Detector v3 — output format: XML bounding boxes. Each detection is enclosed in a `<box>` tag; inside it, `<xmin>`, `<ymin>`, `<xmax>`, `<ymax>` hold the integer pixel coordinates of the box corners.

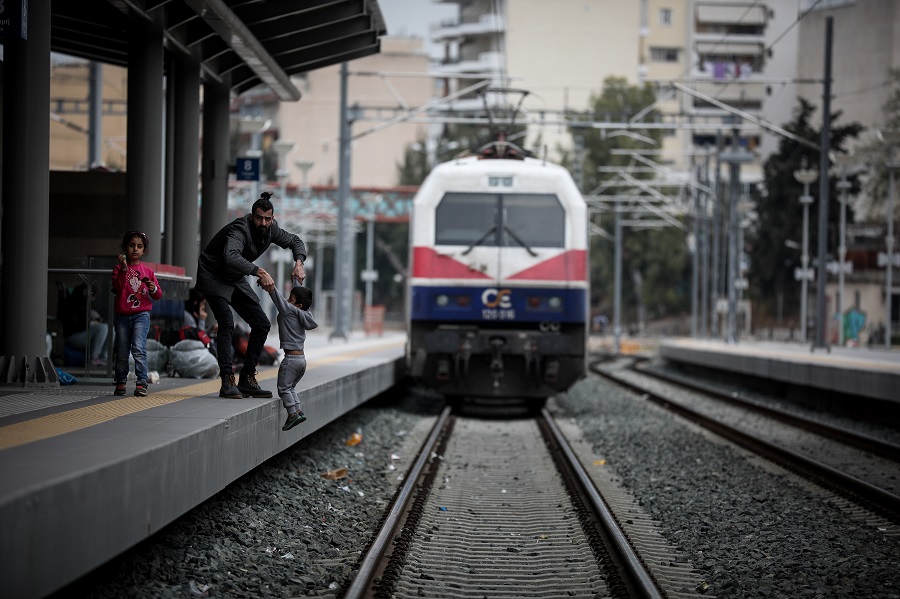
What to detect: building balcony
<box><xmin>431</xmin><ymin>51</ymin><xmax>504</xmax><ymax>76</ymax></box>
<box><xmin>431</xmin><ymin>14</ymin><xmax>505</xmax><ymax>42</ymax></box>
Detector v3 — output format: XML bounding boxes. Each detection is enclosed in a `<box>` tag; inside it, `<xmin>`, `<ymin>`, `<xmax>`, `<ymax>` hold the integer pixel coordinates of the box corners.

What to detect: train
<box><xmin>405</xmin><ymin>136</ymin><xmax>589</xmax><ymax>411</ymax></box>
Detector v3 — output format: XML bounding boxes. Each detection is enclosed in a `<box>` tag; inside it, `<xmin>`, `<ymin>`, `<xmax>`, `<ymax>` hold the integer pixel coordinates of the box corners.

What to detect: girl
<box><xmin>267</xmin><ymin>285</ymin><xmax>318</xmax><ymax>431</ymax></box>
<box><xmin>111</xmin><ymin>231</ymin><xmax>163</xmax><ymax>396</ymax></box>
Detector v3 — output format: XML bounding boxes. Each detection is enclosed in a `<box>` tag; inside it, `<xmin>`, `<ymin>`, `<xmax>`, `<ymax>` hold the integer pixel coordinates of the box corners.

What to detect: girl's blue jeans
<box><xmin>114</xmin><ymin>312</ymin><xmax>150</xmax><ymax>386</ymax></box>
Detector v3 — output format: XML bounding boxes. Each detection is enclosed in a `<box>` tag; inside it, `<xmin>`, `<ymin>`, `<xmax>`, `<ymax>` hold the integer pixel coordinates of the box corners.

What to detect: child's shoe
<box><xmin>114</xmin><ymin>383</ymin><xmax>127</xmax><ymax>396</ymax></box>
<box><xmin>134</xmin><ymin>383</ymin><xmax>148</xmax><ymax>397</ymax></box>
<box><xmin>282</xmin><ymin>411</ymin><xmax>306</xmax><ymax>431</ymax></box>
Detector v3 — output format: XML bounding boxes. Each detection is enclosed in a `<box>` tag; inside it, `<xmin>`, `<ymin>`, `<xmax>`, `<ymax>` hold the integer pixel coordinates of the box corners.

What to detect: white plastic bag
<box><xmin>128</xmin><ymin>338</ymin><xmax>170</xmax><ymax>373</ymax></box>
<box><xmin>170</xmin><ymin>339</ymin><xmax>218</xmax><ymax>378</ymax></box>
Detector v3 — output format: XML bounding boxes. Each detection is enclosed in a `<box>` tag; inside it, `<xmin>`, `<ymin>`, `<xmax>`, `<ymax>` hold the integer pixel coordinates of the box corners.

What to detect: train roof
<box><xmin>416</xmin><ymin>155</ymin><xmax>584</xmax><ymax>205</ymax></box>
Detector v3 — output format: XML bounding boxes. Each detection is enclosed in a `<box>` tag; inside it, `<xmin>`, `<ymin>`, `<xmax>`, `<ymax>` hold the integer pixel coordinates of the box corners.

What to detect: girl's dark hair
<box><xmin>290</xmin><ymin>286</ymin><xmax>313</xmax><ymax>308</ymax></box>
<box><xmin>252</xmin><ymin>191</ymin><xmax>274</xmax><ymax>214</ymax></box>
<box><xmin>121</xmin><ymin>230</ymin><xmax>149</xmax><ymax>252</ymax></box>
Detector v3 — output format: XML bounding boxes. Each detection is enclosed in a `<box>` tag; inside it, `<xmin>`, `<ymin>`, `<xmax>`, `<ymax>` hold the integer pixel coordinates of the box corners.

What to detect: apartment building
<box><xmin>271</xmin><ymin>36</ymin><xmax>434</xmax><ymax>189</ymax></box>
<box><xmin>796</xmin><ymin>0</ymin><xmax>900</xmax><ymax>148</ymax></box>
<box><xmin>431</xmin><ymin>0</ymin><xmax>641</xmax><ymax>162</ymax></box>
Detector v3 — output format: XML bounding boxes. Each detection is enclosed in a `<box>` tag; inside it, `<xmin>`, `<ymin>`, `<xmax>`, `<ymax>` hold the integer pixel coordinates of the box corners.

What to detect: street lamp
<box><xmin>272</xmin><ymin>139</ymin><xmax>295</xmax><ymax>200</ymax></box>
<box><xmin>360</xmin><ymin>192</ymin><xmax>382</xmax><ymax>307</ymax></box>
<box><xmin>294</xmin><ymin>159</ymin><xmax>314</xmax><ymax>193</ymax></box>
<box><xmin>735</xmin><ymin>194</ymin><xmax>752</xmax><ymax>340</ymax></box>
<box><xmin>794</xmin><ymin>157</ymin><xmax>818</xmax><ymax>343</ymax></box>
<box><xmin>830</xmin><ymin>152</ymin><xmax>858</xmax><ymax>347</ymax></box>
<box><xmin>877</xmin><ymin>130</ymin><xmax>900</xmax><ymax>349</ymax></box>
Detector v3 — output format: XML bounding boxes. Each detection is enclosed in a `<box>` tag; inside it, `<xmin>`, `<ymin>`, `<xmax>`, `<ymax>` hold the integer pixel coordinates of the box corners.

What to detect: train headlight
<box><xmin>548</xmin><ymin>296</ymin><xmax>563</xmax><ymax>310</ymax></box>
<box><xmin>435</xmin><ymin>294</ymin><xmax>449</xmax><ymax>307</ymax></box>
<box><xmin>527</xmin><ymin>296</ymin><xmax>541</xmax><ymax>309</ymax></box>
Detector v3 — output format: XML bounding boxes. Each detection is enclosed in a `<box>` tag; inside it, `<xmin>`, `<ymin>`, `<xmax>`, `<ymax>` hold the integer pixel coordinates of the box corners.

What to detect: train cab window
<box><xmin>502</xmin><ymin>194</ymin><xmax>565</xmax><ymax>248</ymax></box>
<box><xmin>435</xmin><ymin>192</ymin><xmax>565</xmax><ymax>248</ymax></box>
<box><xmin>435</xmin><ymin>192</ymin><xmax>498</xmax><ymax>246</ymax></box>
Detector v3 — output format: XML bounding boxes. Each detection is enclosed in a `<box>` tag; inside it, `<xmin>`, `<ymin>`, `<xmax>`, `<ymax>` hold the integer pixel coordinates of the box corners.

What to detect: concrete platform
<box><xmin>0</xmin><ymin>330</ymin><xmax>407</xmax><ymax>599</ymax></box>
<box><xmin>659</xmin><ymin>338</ymin><xmax>900</xmax><ymax>404</ymax></box>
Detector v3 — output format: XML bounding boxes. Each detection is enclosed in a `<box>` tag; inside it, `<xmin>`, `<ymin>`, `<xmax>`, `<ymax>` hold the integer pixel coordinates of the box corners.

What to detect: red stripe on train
<box><xmin>507</xmin><ymin>250</ymin><xmax>587</xmax><ymax>281</ymax></box>
<box><xmin>412</xmin><ymin>247</ymin><xmax>587</xmax><ymax>281</ymax></box>
<box><xmin>412</xmin><ymin>247</ymin><xmax>491</xmax><ymax>279</ymax></box>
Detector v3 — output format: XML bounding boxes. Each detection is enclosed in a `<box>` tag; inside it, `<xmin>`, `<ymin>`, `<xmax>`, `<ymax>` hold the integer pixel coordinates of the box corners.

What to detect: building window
<box><xmin>659</xmin><ymin>8</ymin><xmax>672</xmax><ymax>25</ymax></box>
<box><xmin>650</xmin><ymin>47</ymin><xmax>680</xmax><ymax>62</ymax></box>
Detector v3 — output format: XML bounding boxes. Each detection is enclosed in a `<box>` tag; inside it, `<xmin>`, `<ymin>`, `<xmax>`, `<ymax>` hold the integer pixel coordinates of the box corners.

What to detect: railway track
<box><xmin>591</xmin><ymin>359</ymin><xmax>900</xmax><ymax>530</ymax></box>
<box><xmin>342</xmin><ymin>406</ymin><xmax>688</xmax><ymax>599</ymax></box>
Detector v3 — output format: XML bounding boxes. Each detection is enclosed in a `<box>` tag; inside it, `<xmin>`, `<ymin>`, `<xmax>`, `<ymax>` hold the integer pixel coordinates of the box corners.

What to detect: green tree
<box><xmin>747</xmin><ymin>98</ymin><xmax>863</xmax><ymax>325</ymax></box>
<box><xmin>849</xmin><ymin>68</ymin><xmax>900</xmax><ymax>220</ymax></box>
<box><xmin>565</xmin><ymin>77</ymin><xmax>688</xmax><ymax>327</ymax></box>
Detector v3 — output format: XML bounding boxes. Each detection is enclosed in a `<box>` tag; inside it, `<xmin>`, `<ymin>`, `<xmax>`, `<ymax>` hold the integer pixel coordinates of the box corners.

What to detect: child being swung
<box><xmin>268</xmin><ymin>285</ymin><xmax>318</xmax><ymax>431</ymax></box>
<box><xmin>111</xmin><ymin>231</ymin><xmax>163</xmax><ymax>397</ymax></box>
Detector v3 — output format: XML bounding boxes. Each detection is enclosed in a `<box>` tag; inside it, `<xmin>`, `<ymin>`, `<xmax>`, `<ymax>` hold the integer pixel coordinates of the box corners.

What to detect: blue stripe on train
<box><xmin>410</xmin><ymin>285</ymin><xmax>587</xmax><ymax>323</ymax></box>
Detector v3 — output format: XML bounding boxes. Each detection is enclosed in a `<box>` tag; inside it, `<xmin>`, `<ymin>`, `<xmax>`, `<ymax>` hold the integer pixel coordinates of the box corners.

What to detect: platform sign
<box><xmin>236</xmin><ymin>157</ymin><xmax>261</xmax><ymax>181</ymax></box>
<box><xmin>0</xmin><ymin>0</ymin><xmax>28</xmax><ymax>40</ymax></box>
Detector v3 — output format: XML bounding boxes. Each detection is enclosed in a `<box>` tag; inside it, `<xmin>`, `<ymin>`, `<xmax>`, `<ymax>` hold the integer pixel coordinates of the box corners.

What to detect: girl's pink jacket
<box><xmin>112</xmin><ymin>262</ymin><xmax>163</xmax><ymax>315</ymax></box>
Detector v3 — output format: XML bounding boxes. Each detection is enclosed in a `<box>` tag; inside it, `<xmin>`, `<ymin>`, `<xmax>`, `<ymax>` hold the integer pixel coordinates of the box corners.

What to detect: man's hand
<box><xmin>291</xmin><ymin>261</ymin><xmax>306</xmax><ymax>285</ymax></box>
<box><xmin>257</xmin><ymin>267</ymin><xmax>275</xmax><ymax>292</ymax></box>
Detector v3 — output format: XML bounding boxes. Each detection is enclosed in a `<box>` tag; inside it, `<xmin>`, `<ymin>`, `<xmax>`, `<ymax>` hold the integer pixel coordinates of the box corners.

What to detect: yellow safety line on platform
<box><xmin>0</xmin><ymin>340</ymin><xmax>404</xmax><ymax>451</ymax></box>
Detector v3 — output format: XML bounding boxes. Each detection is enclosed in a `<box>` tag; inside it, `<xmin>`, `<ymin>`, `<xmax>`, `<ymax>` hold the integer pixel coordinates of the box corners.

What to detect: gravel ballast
<box><xmin>553</xmin><ymin>374</ymin><xmax>900</xmax><ymax>598</ymax></box>
<box><xmin>57</xmin><ymin>376</ymin><xmax>899</xmax><ymax>598</ymax></box>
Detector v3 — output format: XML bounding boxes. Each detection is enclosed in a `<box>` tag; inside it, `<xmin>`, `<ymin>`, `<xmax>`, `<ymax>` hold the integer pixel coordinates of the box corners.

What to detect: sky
<box><xmin>377</xmin><ymin>0</ymin><xmax>459</xmax><ymax>58</ymax></box>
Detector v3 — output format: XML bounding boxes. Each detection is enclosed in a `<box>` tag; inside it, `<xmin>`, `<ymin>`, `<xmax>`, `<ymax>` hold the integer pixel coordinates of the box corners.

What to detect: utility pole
<box><xmin>331</xmin><ymin>62</ymin><xmax>355</xmax><ymax>341</ymax></box>
<box><xmin>814</xmin><ymin>16</ymin><xmax>833</xmax><ymax>350</ymax></box>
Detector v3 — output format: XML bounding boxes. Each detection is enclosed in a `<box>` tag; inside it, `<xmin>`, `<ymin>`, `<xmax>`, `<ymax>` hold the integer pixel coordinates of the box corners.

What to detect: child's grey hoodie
<box><xmin>268</xmin><ymin>289</ymin><xmax>318</xmax><ymax>351</ymax></box>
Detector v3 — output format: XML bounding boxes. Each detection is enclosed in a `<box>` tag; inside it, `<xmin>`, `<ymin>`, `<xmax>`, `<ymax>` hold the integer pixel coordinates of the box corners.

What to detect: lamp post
<box><xmin>735</xmin><ymin>194</ymin><xmax>752</xmax><ymax>341</ymax></box>
<box><xmin>272</xmin><ymin>139</ymin><xmax>295</xmax><ymax>201</ymax></box>
<box><xmin>831</xmin><ymin>153</ymin><xmax>857</xmax><ymax>347</ymax></box>
<box><xmin>294</xmin><ymin>159</ymin><xmax>314</xmax><ymax>193</ymax></box>
<box><xmin>877</xmin><ymin>130</ymin><xmax>900</xmax><ymax>349</ymax></box>
<box><xmin>720</xmin><ymin>129</ymin><xmax>754</xmax><ymax>344</ymax></box>
<box><xmin>794</xmin><ymin>157</ymin><xmax>818</xmax><ymax>343</ymax></box>
<box><xmin>360</xmin><ymin>193</ymin><xmax>382</xmax><ymax>307</ymax></box>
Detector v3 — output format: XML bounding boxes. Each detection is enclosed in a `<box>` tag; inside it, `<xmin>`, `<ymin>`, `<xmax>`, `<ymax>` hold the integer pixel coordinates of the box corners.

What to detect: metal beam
<box><xmin>196</xmin><ymin>0</ymin><xmax>301</xmax><ymax>101</ymax></box>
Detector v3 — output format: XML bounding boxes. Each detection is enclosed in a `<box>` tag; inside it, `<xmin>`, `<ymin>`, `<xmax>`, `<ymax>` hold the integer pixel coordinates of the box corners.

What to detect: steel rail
<box><xmin>634</xmin><ymin>363</ymin><xmax>900</xmax><ymax>461</ymax></box>
<box><xmin>592</xmin><ymin>365</ymin><xmax>900</xmax><ymax>524</ymax></box>
<box><xmin>342</xmin><ymin>406</ymin><xmax>452</xmax><ymax>599</ymax></box>
<box><xmin>541</xmin><ymin>408</ymin><xmax>665</xmax><ymax>599</ymax></box>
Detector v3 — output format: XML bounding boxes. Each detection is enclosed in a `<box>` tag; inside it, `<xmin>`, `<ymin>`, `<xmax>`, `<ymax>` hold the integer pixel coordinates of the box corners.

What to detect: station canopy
<box><xmin>50</xmin><ymin>0</ymin><xmax>386</xmax><ymax>101</ymax></box>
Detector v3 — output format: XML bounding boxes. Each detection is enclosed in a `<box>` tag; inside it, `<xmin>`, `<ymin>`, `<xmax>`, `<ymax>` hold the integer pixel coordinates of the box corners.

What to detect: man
<box><xmin>196</xmin><ymin>192</ymin><xmax>306</xmax><ymax>399</ymax></box>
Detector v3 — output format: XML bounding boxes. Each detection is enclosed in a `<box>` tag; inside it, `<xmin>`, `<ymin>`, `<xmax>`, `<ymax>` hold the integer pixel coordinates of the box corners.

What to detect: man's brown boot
<box><xmin>219</xmin><ymin>374</ymin><xmax>245</xmax><ymax>399</ymax></box>
<box><xmin>238</xmin><ymin>371</ymin><xmax>273</xmax><ymax>398</ymax></box>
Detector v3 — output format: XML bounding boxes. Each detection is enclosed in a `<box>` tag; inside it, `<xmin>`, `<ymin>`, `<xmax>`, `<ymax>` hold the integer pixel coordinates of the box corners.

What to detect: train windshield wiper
<box><xmin>504</xmin><ymin>226</ymin><xmax>537</xmax><ymax>256</ymax></box>
<box><xmin>462</xmin><ymin>225</ymin><xmax>497</xmax><ymax>255</ymax></box>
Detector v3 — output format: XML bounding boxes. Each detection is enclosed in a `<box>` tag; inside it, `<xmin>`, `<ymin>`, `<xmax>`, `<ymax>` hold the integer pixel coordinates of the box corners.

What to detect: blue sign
<box><xmin>236</xmin><ymin>157</ymin><xmax>261</xmax><ymax>181</ymax></box>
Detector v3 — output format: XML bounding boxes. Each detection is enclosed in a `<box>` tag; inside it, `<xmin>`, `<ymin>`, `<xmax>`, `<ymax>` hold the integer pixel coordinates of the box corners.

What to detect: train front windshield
<box><xmin>434</xmin><ymin>192</ymin><xmax>565</xmax><ymax>248</ymax></box>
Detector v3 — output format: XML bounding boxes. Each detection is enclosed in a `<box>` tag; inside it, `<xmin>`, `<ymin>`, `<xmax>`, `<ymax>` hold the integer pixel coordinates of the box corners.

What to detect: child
<box><xmin>111</xmin><ymin>231</ymin><xmax>163</xmax><ymax>396</ymax></box>
<box><xmin>268</xmin><ymin>285</ymin><xmax>318</xmax><ymax>431</ymax></box>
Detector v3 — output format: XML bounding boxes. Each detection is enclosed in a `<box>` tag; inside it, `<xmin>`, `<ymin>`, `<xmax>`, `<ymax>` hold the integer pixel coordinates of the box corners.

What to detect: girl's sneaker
<box><xmin>114</xmin><ymin>383</ymin><xmax>127</xmax><ymax>396</ymax></box>
<box><xmin>134</xmin><ymin>383</ymin><xmax>148</xmax><ymax>397</ymax></box>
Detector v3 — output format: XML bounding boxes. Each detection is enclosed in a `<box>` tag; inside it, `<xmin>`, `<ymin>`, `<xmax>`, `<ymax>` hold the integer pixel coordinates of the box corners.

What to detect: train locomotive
<box><xmin>406</xmin><ymin>137</ymin><xmax>589</xmax><ymax>409</ymax></box>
